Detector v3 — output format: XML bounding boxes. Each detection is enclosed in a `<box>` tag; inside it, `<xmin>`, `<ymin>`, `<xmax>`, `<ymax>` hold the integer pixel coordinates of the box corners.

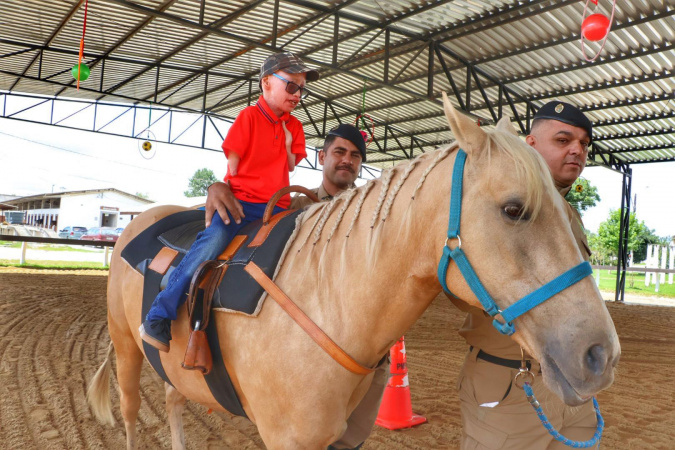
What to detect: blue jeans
<box><xmin>145</xmin><ymin>201</ymin><xmax>284</xmax><ymax>322</ymax></box>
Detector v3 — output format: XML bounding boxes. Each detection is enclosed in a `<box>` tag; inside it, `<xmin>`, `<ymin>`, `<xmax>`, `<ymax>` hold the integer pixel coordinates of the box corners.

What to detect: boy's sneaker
<box><xmin>139</xmin><ymin>319</ymin><xmax>172</xmax><ymax>353</ymax></box>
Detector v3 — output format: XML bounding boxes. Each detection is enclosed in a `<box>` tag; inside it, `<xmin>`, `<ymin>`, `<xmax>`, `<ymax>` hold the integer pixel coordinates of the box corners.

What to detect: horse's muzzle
<box><xmin>542</xmin><ymin>338</ymin><xmax>620</xmax><ymax>406</ymax></box>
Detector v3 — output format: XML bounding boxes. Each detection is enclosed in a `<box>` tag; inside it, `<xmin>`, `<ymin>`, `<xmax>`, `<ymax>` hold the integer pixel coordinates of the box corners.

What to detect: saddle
<box><xmin>121</xmin><ymin>186</ymin><xmax>318</xmax><ymax>416</ymax></box>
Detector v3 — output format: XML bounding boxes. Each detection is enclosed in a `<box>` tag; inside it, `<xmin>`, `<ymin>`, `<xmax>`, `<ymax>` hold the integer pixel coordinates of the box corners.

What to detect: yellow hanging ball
<box><xmin>142</xmin><ymin>141</ymin><xmax>152</xmax><ymax>151</ymax></box>
<box><xmin>575</xmin><ymin>184</ymin><xmax>584</xmax><ymax>193</ymax></box>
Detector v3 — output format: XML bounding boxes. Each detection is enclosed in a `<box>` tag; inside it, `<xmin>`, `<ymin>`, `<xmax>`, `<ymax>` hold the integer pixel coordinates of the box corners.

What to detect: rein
<box><xmin>438</xmin><ymin>148</ymin><xmax>603</xmax><ymax>448</ymax></box>
<box><xmin>437</xmin><ymin>148</ymin><xmax>593</xmax><ymax>336</ymax></box>
<box><xmin>514</xmin><ymin>350</ymin><xmax>604</xmax><ymax>448</ymax></box>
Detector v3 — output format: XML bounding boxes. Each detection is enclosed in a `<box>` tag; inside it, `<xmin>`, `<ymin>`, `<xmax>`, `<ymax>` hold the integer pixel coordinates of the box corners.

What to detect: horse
<box><xmin>87</xmin><ymin>93</ymin><xmax>620</xmax><ymax>449</ymax></box>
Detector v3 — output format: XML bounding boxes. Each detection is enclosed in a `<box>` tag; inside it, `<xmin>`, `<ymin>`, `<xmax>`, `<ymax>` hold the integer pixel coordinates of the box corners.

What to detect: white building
<box><xmin>0</xmin><ymin>188</ymin><xmax>153</xmax><ymax>231</ymax></box>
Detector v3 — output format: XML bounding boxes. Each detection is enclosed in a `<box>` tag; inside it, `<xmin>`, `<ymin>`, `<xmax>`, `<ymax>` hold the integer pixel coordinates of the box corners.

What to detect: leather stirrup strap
<box><xmin>187</xmin><ymin>260</ymin><xmax>225</xmax><ymax>330</ymax></box>
<box><xmin>244</xmin><ymin>261</ymin><xmax>374</xmax><ymax>376</ymax></box>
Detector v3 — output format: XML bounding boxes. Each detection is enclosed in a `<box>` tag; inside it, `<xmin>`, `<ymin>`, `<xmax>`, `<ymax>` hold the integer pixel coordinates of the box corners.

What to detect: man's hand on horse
<box><xmin>205</xmin><ymin>182</ymin><xmax>245</xmax><ymax>227</ymax></box>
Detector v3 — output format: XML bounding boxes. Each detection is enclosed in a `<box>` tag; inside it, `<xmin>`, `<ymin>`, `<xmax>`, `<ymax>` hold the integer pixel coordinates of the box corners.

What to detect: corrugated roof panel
<box><xmin>196</xmin><ymin>0</ymin><xmax>261</xmax><ymax>27</ymax></box>
<box><xmin>1</xmin><ymin>0</ymin><xmax>673</xmax><ymax>164</ymax></box>
<box><xmin>0</xmin><ymin>0</ymin><xmax>75</xmax><ymax>43</ymax></box>
<box><xmin>113</xmin><ymin>17</ymin><xmax>202</xmax><ymax>62</ymax></box>
<box><xmin>51</xmin><ymin>4</ymin><xmax>146</xmax><ymax>54</ymax></box>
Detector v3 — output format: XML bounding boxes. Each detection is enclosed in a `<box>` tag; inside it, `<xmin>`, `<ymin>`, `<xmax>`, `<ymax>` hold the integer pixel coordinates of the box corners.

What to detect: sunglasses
<box><xmin>272</xmin><ymin>72</ymin><xmax>310</xmax><ymax>99</ymax></box>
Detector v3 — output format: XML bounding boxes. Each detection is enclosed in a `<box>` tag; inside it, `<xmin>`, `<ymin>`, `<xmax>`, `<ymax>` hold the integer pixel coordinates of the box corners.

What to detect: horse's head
<box><xmin>440</xmin><ymin>93</ymin><xmax>620</xmax><ymax>406</ymax></box>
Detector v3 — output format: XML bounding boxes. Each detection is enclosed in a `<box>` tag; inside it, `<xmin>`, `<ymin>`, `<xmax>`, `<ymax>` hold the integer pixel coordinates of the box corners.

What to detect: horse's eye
<box><xmin>503</xmin><ymin>204</ymin><xmax>527</xmax><ymax>221</ymax></box>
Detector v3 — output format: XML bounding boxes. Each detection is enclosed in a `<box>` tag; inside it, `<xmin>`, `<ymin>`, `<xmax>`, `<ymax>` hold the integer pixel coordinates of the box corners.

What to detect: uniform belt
<box><xmin>470</xmin><ymin>346</ymin><xmax>531</xmax><ymax>370</ymax></box>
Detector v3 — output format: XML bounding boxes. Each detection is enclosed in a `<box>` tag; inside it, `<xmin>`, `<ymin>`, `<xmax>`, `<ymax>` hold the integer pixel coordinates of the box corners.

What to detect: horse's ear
<box><xmin>495</xmin><ymin>116</ymin><xmax>519</xmax><ymax>136</ymax></box>
<box><xmin>442</xmin><ymin>91</ymin><xmax>487</xmax><ymax>154</ymax></box>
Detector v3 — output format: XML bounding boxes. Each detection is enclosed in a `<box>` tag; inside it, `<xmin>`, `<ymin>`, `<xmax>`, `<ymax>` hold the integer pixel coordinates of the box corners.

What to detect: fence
<box><xmin>592</xmin><ymin>265</ymin><xmax>675</xmax><ymax>294</ymax></box>
<box><xmin>0</xmin><ymin>235</ymin><xmax>115</xmax><ymax>267</ymax></box>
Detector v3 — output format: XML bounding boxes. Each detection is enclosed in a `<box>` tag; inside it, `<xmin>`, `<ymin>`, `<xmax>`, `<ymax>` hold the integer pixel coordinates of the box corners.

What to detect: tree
<box><xmin>565</xmin><ymin>178</ymin><xmax>600</xmax><ymax>214</ymax></box>
<box><xmin>595</xmin><ymin>209</ymin><xmax>653</xmax><ymax>262</ymax></box>
<box><xmin>135</xmin><ymin>192</ymin><xmax>149</xmax><ymax>199</ymax></box>
<box><xmin>184</xmin><ymin>168</ymin><xmax>217</xmax><ymax>197</ymax></box>
<box><xmin>632</xmin><ymin>227</ymin><xmax>664</xmax><ymax>263</ymax></box>
<box><xmin>587</xmin><ymin>232</ymin><xmax>613</xmax><ymax>266</ymax></box>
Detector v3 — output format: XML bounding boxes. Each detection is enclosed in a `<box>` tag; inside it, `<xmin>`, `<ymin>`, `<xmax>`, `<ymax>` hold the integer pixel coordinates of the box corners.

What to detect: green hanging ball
<box><xmin>71</xmin><ymin>63</ymin><xmax>90</xmax><ymax>81</ymax></box>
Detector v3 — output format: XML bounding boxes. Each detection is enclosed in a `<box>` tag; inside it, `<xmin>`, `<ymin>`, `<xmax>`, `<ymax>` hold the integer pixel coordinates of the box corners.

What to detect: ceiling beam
<box><xmin>50</xmin><ymin>0</ymin><xmax>182</xmax><ymax>98</ymax></box>
<box><xmin>8</xmin><ymin>0</ymin><xmax>84</xmax><ymax>91</ymax></box>
<box><xmin>594</xmin><ymin>127</ymin><xmax>675</xmax><ymax>142</ymax></box>
<box><xmin>104</xmin><ymin>0</ymin><xmax>440</xmax><ymax>106</ymax></box>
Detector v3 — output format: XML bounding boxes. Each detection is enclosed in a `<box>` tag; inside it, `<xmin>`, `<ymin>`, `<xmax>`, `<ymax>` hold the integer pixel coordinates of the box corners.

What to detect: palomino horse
<box><xmin>88</xmin><ymin>94</ymin><xmax>620</xmax><ymax>449</ymax></box>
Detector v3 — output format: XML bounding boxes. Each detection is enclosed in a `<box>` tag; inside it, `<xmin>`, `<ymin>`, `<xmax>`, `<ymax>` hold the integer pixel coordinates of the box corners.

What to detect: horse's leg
<box><xmin>114</xmin><ymin>339</ymin><xmax>144</xmax><ymax>450</ymax></box>
<box><xmin>165</xmin><ymin>383</ymin><xmax>187</xmax><ymax>450</ymax></box>
<box><xmin>109</xmin><ymin>307</ymin><xmax>145</xmax><ymax>450</ymax></box>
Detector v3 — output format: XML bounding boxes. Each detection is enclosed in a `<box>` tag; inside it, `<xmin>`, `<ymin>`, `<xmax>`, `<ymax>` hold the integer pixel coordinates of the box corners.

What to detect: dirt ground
<box><xmin>1</xmin><ymin>268</ymin><xmax>674</xmax><ymax>449</ymax></box>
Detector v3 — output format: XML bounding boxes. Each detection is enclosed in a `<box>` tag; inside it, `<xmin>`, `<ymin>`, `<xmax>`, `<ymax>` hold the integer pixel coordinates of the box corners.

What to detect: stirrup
<box><xmin>181</xmin><ymin>260</ymin><xmax>225</xmax><ymax>374</ymax></box>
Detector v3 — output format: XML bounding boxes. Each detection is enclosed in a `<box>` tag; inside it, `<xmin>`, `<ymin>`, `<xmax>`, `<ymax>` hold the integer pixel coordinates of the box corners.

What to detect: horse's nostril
<box><xmin>611</xmin><ymin>351</ymin><xmax>621</xmax><ymax>368</ymax></box>
<box><xmin>585</xmin><ymin>344</ymin><xmax>608</xmax><ymax>375</ymax></box>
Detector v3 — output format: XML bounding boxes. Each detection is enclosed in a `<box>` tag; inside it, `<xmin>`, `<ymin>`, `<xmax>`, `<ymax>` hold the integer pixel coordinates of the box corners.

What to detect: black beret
<box><xmin>326</xmin><ymin>124</ymin><xmax>368</xmax><ymax>162</ymax></box>
<box><xmin>533</xmin><ymin>101</ymin><xmax>592</xmax><ymax>141</ymax></box>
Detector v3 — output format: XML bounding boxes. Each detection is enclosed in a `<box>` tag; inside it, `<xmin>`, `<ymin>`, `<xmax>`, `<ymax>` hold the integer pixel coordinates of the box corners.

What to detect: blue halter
<box><xmin>437</xmin><ymin>149</ymin><xmax>593</xmax><ymax>336</ymax></box>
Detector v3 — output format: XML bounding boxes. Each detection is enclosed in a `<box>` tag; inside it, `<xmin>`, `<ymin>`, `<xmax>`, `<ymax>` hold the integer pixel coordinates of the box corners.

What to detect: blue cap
<box><xmin>533</xmin><ymin>102</ymin><xmax>592</xmax><ymax>142</ymax></box>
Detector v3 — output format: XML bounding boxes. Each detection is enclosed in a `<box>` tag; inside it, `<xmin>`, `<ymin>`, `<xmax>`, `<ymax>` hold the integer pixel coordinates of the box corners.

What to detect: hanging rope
<box><xmin>361</xmin><ymin>79</ymin><xmax>367</xmax><ymax>116</ymax></box>
<box><xmin>354</xmin><ymin>79</ymin><xmax>374</xmax><ymax>147</ymax></box>
<box><xmin>523</xmin><ymin>383</ymin><xmax>604</xmax><ymax>448</ymax></box>
<box><xmin>77</xmin><ymin>0</ymin><xmax>89</xmax><ymax>90</ymax></box>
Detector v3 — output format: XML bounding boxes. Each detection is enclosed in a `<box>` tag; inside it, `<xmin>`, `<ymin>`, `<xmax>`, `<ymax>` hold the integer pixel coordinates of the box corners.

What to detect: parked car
<box><xmin>58</xmin><ymin>226</ymin><xmax>88</xmax><ymax>239</ymax></box>
<box><xmin>81</xmin><ymin>227</ymin><xmax>119</xmax><ymax>243</ymax></box>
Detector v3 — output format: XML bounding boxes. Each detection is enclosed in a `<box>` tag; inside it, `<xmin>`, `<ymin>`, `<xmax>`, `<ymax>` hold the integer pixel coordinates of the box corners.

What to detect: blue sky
<box><xmin>0</xmin><ymin>116</ymin><xmax>673</xmax><ymax>237</ymax></box>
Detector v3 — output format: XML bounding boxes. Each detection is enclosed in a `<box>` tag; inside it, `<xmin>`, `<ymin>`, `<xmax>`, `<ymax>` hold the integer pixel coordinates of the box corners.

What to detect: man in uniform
<box><xmin>289</xmin><ymin>123</ymin><xmax>367</xmax><ymax>210</ymax></box>
<box><xmin>205</xmin><ymin>123</ymin><xmax>385</xmax><ymax>450</ymax></box>
<box><xmin>457</xmin><ymin>101</ymin><xmax>596</xmax><ymax>449</ymax></box>
<box><xmin>205</xmin><ymin>123</ymin><xmax>366</xmax><ymax>225</ymax></box>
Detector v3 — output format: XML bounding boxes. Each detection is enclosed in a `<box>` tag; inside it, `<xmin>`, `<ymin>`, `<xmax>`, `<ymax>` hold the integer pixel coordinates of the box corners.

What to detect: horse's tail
<box><xmin>87</xmin><ymin>341</ymin><xmax>117</xmax><ymax>426</ymax></box>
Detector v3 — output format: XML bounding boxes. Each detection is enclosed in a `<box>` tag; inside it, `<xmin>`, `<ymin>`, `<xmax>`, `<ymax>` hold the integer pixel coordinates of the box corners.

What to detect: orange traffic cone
<box><xmin>375</xmin><ymin>336</ymin><xmax>427</xmax><ymax>430</ymax></box>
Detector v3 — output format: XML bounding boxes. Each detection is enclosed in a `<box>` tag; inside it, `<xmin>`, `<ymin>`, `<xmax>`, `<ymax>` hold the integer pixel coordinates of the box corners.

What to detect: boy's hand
<box><xmin>205</xmin><ymin>182</ymin><xmax>244</xmax><ymax>227</ymax></box>
<box><xmin>281</xmin><ymin>121</ymin><xmax>295</xmax><ymax>171</ymax></box>
<box><xmin>282</xmin><ymin>121</ymin><xmax>293</xmax><ymax>152</ymax></box>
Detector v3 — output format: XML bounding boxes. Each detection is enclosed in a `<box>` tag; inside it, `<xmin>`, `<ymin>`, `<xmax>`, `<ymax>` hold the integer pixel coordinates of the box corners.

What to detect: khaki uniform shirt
<box><xmin>458</xmin><ymin>186</ymin><xmax>592</xmax><ymax>360</ymax></box>
<box><xmin>290</xmin><ymin>183</ymin><xmax>355</xmax><ymax>210</ymax></box>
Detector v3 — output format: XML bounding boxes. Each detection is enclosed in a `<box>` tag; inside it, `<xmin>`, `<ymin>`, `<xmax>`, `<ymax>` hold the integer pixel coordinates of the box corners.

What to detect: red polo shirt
<box><xmin>222</xmin><ymin>96</ymin><xmax>307</xmax><ymax>209</ymax></box>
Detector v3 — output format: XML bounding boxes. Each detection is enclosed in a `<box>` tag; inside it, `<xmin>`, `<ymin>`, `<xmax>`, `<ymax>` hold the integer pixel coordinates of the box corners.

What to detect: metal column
<box><xmin>615</xmin><ymin>166</ymin><xmax>632</xmax><ymax>302</ymax></box>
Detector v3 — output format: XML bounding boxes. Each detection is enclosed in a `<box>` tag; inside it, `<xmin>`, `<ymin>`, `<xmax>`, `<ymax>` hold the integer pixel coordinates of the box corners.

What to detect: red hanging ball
<box><xmin>581</xmin><ymin>13</ymin><xmax>610</xmax><ymax>41</ymax></box>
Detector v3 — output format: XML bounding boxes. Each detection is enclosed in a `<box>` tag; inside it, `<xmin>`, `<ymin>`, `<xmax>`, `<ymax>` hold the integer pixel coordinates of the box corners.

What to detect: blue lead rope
<box><xmin>523</xmin><ymin>383</ymin><xmax>604</xmax><ymax>448</ymax></box>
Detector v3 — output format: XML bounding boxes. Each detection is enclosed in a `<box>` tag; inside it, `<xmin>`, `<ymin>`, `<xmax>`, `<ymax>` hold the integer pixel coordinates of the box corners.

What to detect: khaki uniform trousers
<box><xmin>458</xmin><ymin>347</ymin><xmax>599</xmax><ymax>450</ymax></box>
<box><xmin>330</xmin><ymin>358</ymin><xmax>389</xmax><ymax>448</ymax></box>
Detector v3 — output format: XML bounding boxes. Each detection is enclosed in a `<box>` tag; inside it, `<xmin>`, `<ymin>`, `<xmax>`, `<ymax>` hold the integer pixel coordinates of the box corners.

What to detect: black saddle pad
<box><xmin>212</xmin><ymin>209</ymin><xmax>302</xmax><ymax>313</ymax></box>
<box><xmin>122</xmin><ymin>209</ymin><xmax>205</xmax><ymax>270</ymax></box>
<box><xmin>120</xmin><ymin>208</ymin><xmax>302</xmax><ymax>417</ymax></box>
<box><xmin>122</xmin><ymin>208</ymin><xmax>303</xmax><ymax>315</ymax></box>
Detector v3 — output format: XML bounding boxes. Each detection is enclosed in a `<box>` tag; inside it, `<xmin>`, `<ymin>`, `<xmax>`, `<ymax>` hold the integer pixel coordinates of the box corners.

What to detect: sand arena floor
<box><xmin>0</xmin><ymin>268</ymin><xmax>674</xmax><ymax>449</ymax></box>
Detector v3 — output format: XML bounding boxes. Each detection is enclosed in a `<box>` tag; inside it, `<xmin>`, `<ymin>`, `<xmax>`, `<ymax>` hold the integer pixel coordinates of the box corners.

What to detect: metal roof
<box><xmin>1</xmin><ymin>0</ymin><xmax>673</xmax><ymax>169</ymax></box>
